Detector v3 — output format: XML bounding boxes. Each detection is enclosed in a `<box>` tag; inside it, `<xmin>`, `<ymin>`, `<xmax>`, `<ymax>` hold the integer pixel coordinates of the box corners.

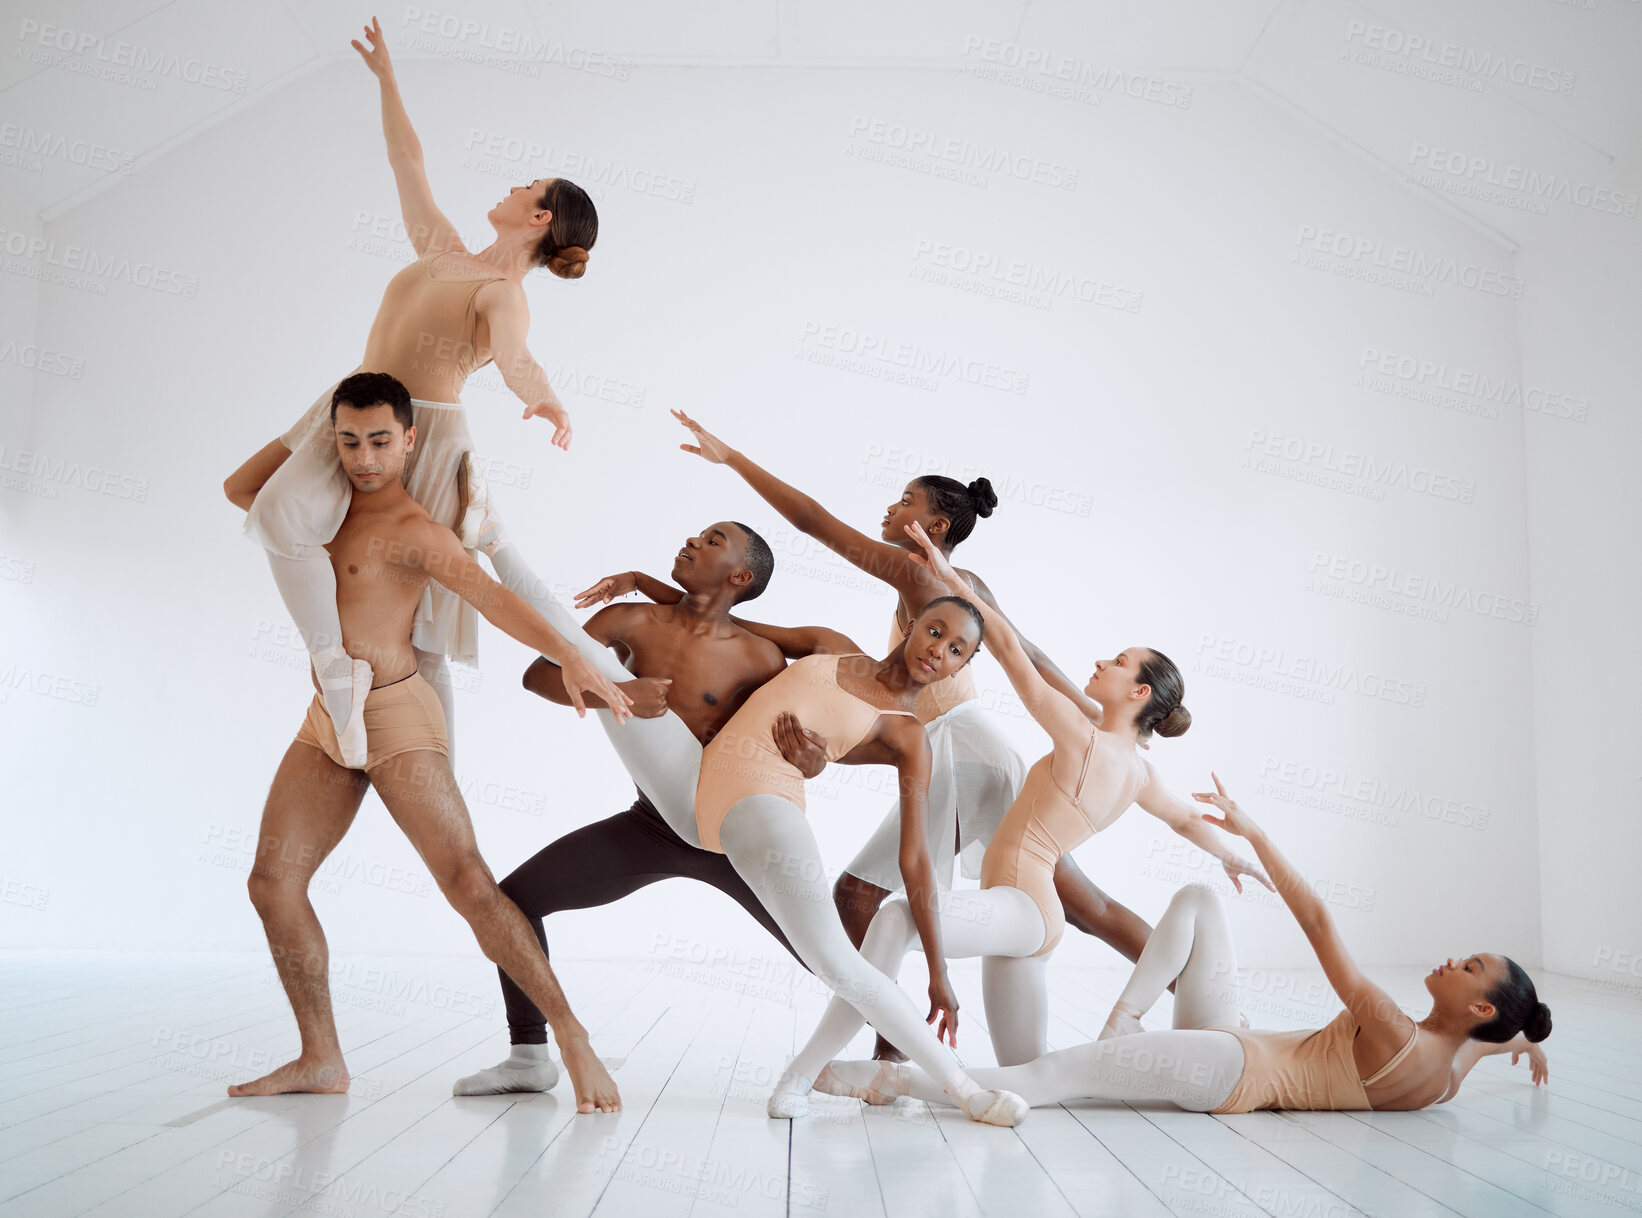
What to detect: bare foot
<box><xmin>227</xmin><ymin>1056</ymin><xmax>350</xmax><ymax>1097</ymax></box>
<box><xmin>559</xmin><ymin>1038</ymin><xmax>621</xmax><ymax>1114</ymax></box>
<box><xmin>871</xmin><ymin>1036</ymin><xmax>908</xmax><ymax>1064</ymax></box>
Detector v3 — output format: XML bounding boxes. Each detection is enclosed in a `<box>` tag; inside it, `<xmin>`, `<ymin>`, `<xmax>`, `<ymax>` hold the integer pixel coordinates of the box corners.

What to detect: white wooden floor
<box><xmin>2</xmin><ymin>950</ymin><xmax>1637</xmax><ymax>1217</ymax></box>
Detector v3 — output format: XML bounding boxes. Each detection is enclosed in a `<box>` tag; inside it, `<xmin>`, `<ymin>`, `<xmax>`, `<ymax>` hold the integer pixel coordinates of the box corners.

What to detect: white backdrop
<box><xmin>2</xmin><ymin>2</ymin><xmax>1638</xmax><ymax>990</ymax></box>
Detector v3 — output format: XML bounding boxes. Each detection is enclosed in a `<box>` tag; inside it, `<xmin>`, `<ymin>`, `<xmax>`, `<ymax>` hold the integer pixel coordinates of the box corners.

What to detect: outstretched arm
<box><xmin>407</xmin><ymin>519</ymin><xmax>632</xmax><ymax>718</ymax></box>
<box><xmin>519</xmin><ymin>605</ymin><xmax>670</xmax><ymax>717</ymax></box>
<box><xmin>1135</xmin><ymin>761</ymin><xmax>1272</xmax><ymax>895</ymax></box>
<box><xmin>961</xmin><ymin>569</ymin><xmax>1104</xmax><ymax>725</ymax></box>
<box><xmin>350</xmin><ymin>17</ymin><xmax>465</xmax><ymax>259</ymax></box>
<box><xmin>1438</xmin><ymin>1036</ymin><xmax>1547</xmax><ymax>1102</ymax></box>
<box><xmin>672</xmin><ymin>410</ymin><xmax>940</xmax><ymax>605</ymax></box>
<box><xmin>1196</xmin><ymin>776</ymin><xmax>1408</xmax><ymax>1039</ymax></box>
<box><xmin>574</xmin><ymin>570</ymin><xmax>859</xmax><ymax>657</ymax></box>
<box><xmin>903</xmin><ymin>522</ymin><xmax>1089</xmax><ymax>751</ymax></box>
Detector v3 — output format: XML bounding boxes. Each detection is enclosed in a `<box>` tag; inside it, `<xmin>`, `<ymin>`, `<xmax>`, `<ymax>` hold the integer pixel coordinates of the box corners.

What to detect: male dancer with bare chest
<box><xmin>229</xmin><ymin>372</ymin><xmax>631</xmax><ymax>1114</ymax></box>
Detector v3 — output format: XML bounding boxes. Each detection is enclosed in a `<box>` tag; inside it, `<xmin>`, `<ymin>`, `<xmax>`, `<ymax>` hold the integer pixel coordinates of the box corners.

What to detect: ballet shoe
<box><xmin>457</xmin><ymin>452</ymin><xmax>508</xmax><ymax>557</ymax></box>
<box><xmin>815</xmin><ymin>1061</ymin><xmax>906</xmax><ymax>1107</ymax></box>
<box><xmin>1098</xmin><ymin>1000</ymin><xmax>1145</xmax><ymax>1041</ymax></box>
<box><xmin>319</xmin><ymin>658</ymin><xmax>374</xmax><ymax>769</ymax></box>
<box><xmin>766</xmin><ymin>1069</ymin><xmax>812</xmax><ymax>1119</ymax></box>
<box><xmin>958</xmin><ymin>1088</ymin><xmax>1029</xmax><ymax>1128</ymax></box>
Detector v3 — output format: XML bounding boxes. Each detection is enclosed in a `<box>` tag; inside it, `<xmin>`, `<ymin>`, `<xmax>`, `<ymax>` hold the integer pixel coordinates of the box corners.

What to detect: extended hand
<box><xmin>927</xmin><ymin>972</ymin><xmax>959</xmax><ymax>1047</ymax></box>
<box><xmin>672</xmin><ymin>409</ymin><xmax>734</xmax><ymax>464</ymax></box>
<box><xmin>523</xmin><ymin>398</ymin><xmax>573</xmax><ymax>449</ymax></box>
<box><xmin>562</xmin><ymin>656</ymin><xmax>634</xmax><ymax>721</ymax></box>
<box><xmin>1222</xmin><ymin>855</ymin><xmax>1275</xmax><ymax>895</ymax></box>
<box><xmin>348</xmin><ymin>15</ymin><xmax>394</xmax><ymax>80</ymax></box>
<box><xmin>1194</xmin><ymin>771</ymin><xmax>1259</xmax><ymax>839</ymax></box>
<box><xmin>621</xmin><ymin>677</ymin><xmax>672</xmax><ymax>719</ymax></box>
<box><xmin>902</xmin><ymin>521</ymin><xmax>971</xmax><ymax>595</ymax></box>
<box><xmin>575</xmin><ymin>572</ymin><xmax>637</xmax><ymax>608</ymax></box>
<box><xmin>1514</xmin><ymin>1043</ymin><xmax>1549</xmax><ymax>1086</ymax></box>
<box><xmin>772</xmin><ymin>711</ymin><xmax>828</xmax><ymax>779</ymax></box>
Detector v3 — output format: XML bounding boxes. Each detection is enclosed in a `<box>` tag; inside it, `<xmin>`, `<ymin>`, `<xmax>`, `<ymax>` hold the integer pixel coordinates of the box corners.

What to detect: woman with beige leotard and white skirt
<box><xmin>824</xmin><ymin>776</ymin><xmax>1553</xmax><ymax>1116</ymax></box>
<box><xmin>768</xmin><ymin>522</ymin><xmax>1272</xmax><ymax>1110</ymax></box>
<box><xmin>223</xmin><ymin>17</ymin><xmax>631</xmax><ymax>763</ymax></box>
<box><xmin>689</xmin><ymin>599</ymin><xmax>1032</xmax><ymax>1126</ymax></box>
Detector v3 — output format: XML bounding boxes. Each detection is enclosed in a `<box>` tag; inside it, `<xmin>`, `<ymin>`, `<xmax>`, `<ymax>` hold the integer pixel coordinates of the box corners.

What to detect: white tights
<box><xmin>858</xmin><ymin>883</ymin><xmax>1247</xmax><ymax>1111</ymax></box>
<box><xmin>787</xmin><ymin>885</ymin><xmax>1050</xmax><ymax>1082</ymax></box>
<box><xmin>485</xmin><ymin>541</ymin><xmax>706</xmax><ymax>846</ymax></box>
<box><xmin>717</xmin><ymin>794</ymin><xmax>991</xmax><ymax>1099</ymax></box>
<box><xmin>265</xmin><ymin>551</ymin><xmax>357</xmax><ymax>735</ymax></box>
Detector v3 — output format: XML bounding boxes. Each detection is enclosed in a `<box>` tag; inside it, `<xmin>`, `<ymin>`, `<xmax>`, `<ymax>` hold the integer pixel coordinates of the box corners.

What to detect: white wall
<box><xmin>2</xmin><ymin>4</ymin><xmax>1632</xmax><ymax>995</ymax></box>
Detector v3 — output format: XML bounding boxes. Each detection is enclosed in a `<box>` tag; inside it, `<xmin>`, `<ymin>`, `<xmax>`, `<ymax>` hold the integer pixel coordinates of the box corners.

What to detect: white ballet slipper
<box><xmin>815</xmin><ymin>1061</ymin><xmax>907</xmax><ymax>1107</ymax></box>
<box><xmin>457</xmin><ymin>451</ymin><xmax>507</xmax><ymax>556</ymax></box>
<box><xmin>1098</xmin><ymin>999</ymin><xmax>1146</xmax><ymax>1041</ymax></box>
<box><xmin>958</xmin><ymin>1088</ymin><xmax>1029</xmax><ymax>1127</ymax></box>
<box><xmin>319</xmin><ymin>658</ymin><xmax>374</xmax><ymax>769</ymax></box>
<box><xmin>766</xmin><ymin>1068</ymin><xmax>812</xmax><ymax>1119</ymax></box>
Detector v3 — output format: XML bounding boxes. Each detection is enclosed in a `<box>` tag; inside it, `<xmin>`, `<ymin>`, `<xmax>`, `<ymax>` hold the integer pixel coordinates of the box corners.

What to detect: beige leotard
<box><xmin>979</xmin><ymin>730</ymin><xmax>1146</xmax><ymax>956</ymax></box>
<box><xmin>1209</xmin><ymin>1011</ymin><xmax>1422</xmax><ymax>1113</ymax></box>
<box><xmin>890</xmin><ymin>611</ymin><xmax>976</xmax><ymax>724</ymax></box>
<box><xmin>695</xmin><ymin>654</ymin><xmax>918</xmax><ymax>853</ymax></box>
<box><xmin>359</xmin><ymin>251</ymin><xmax>507</xmax><ymax>403</ymax></box>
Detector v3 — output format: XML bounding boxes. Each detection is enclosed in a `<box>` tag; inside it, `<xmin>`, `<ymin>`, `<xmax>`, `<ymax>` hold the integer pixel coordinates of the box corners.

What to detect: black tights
<box><xmin>497</xmin><ymin>789</ymin><xmax>802</xmax><ymax>1044</ymax></box>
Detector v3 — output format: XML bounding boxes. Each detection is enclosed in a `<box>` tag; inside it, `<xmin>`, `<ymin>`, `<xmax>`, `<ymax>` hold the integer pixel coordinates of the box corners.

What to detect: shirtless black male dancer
<box><xmin>452</xmin><ymin>519</ymin><xmax>854</xmax><ymax>1095</ymax></box>
<box><xmin>226</xmin><ymin>372</ymin><xmax>632</xmax><ymax>1114</ymax></box>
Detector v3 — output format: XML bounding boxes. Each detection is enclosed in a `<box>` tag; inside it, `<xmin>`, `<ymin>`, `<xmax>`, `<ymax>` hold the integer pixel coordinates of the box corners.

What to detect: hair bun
<box><xmin>1525</xmin><ymin>1002</ymin><xmax>1552</xmax><ymax>1043</ymax></box>
<box><xmin>966</xmin><ymin>477</ymin><xmax>998</xmax><ymax>518</ymax></box>
<box><xmin>1156</xmin><ymin>704</ymin><xmax>1192</xmax><ymax>738</ymax></box>
<box><xmin>547</xmin><ymin>245</ymin><xmax>590</xmax><ymax>280</ymax></box>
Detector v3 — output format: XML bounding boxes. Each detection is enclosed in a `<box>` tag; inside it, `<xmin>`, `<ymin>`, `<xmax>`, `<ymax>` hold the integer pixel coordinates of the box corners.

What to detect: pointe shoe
<box><xmin>319</xmin><ymin>658</ymin><xmax>374</xmax><ymax>769</ymax></box>
<box><xmin>766</xmin><ymin>1068</ymin><xmax>812</xmax><ymax>1119</ymax></box>
<box><xmin>959</xmin><ymin>1089</ymin><xmax>1029</xmax><ymax>1127</ymax></box>
<box><xmin>1098</xmin><ymin>1000</ymin><xmax>1145</xmax><ymax>1041</ymax></box>
<box><xmin>457</xmin><ymin>451</ymin><xmax>507</xmax><ymax>556</ymax></box>
<box><xmin>815</xmin><ymin>1061</ymin><xmax>906</xmax><ymax>1107</ymax></box>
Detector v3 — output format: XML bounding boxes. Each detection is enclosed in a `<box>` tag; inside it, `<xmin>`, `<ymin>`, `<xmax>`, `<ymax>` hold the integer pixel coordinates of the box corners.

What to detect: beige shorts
<box><xmin>293</xmin><ymin>672</ymin><xmax>449</xmax><ymax>771</ymax></box>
